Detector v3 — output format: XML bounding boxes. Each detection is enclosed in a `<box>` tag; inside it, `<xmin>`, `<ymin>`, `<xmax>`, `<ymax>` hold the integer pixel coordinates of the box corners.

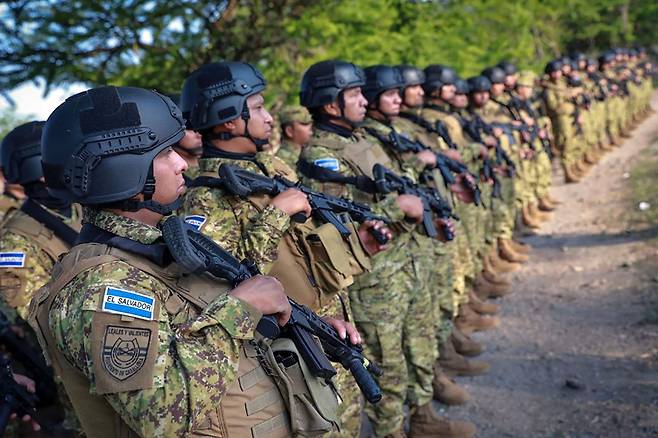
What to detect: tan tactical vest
<box><xmin>199</xmin><ymin>159</ymin><xmax>371</xmax><ymax>313</ymax></box>
<box><xmin>29</xmin><ymin>243</ymin><xmax>339</xmax><ymax>438</ymax></box>
<box><xmin>0</xmin><ymin>208</ymin><xmax>75</xmax><ymax>260</ymax></box>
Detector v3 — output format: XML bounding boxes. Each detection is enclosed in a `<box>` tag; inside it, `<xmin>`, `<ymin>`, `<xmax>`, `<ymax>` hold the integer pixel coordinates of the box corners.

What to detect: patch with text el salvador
<box><xmin>184</xmin><ymin>215</ymin><xmax>207</xmax><ymax>231</ymax></box>
<box><xmin>102</xmin><ymin>325</ymin><xmax>151</xmax><ymax>381</ymax></box>
<box><xmin>314</xmin><ymin>158</ymin><xmax>340</xmax><ymax>172</ymax></box>
<box><xmin>0</xmin><ymin>252</ymin><xmax>26</xmax><ymax>268</ymax></box>
<box><xmin>101</xmin><ymin>287</ymin><xmax>155</xmax><ymax>321</ymax></box>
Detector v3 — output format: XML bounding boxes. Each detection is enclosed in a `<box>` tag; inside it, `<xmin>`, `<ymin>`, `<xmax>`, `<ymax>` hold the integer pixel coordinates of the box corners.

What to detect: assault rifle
<box><xmin>194</xmin><ymin>164</ymin><xmax>389</xmax><ymax>244</ymax></box>
<box><xmin>0</xmin><ymin>355</ymin><xmax>39</xmax><ymax>436</ymax></box>
<box><xmin>160</xmin><ymin>216</ymin><xmax>383</xmax><ymax>404</ymax></box>
<box><xmin>464</xmin><ymin>115</ymin><xmax>517</xmax><ymax>178</ymax></box>
<box><xmin>0</xmin><ymin>311</ymin><xmax>57</xmax><ymax>406</ymax></box>
<box><xmin>372</xmin><ymin>164</ymin><xmax>456</xmax><ymax>241</ymax></box>
<box><xmin>373</xmin><ymin>129</ymin><xmax>482</xmax><ymax>207</ymax></box>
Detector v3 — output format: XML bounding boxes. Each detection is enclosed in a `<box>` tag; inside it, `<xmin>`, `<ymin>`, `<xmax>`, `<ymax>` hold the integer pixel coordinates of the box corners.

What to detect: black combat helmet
<box><xmin>497</xmin><ymin>61</ymin><xmax>517</xmax><ymax>76</ymax></box>
<box><xmin>481</xmin><ymin>66</ymin><xmax>506</xmax><ymax>84</ymax></box>
<box><xmin>41</xmin><ymin>86</ymin><xmax>185</xmax><ymax>214</ymax></box>
<box><xmin>396</xmin><ymin>65</ymin><xmax>426</xmax><ymax>88</ymax></box>
<box><xmin>1</xmin><ymin>121</ymin><xmax>45</xmax><ymax>185</ymax></box>
<box><xmin>598</xmin><ymin>52</ymin><xmax>615</xmax><ymax>66</ymax></box>
<box><xmin>454</xmin><ymin>78</ymin><xmax>470</xmax><ymax>95</ymax></box>
<box><xmin>182</xmin><ymin>61</ymin><xmax>266</xmax><ymax>133</ymax></box>
<box><xmin>545</xmin><ymin>60</ymin><xmax>563</xmax><ymax>74</ymax></box>
<box><xmin>467</xmin><ymin>76</ymin><xmax>492</xmax><ymax>93</ymax></box>
<box><xmin>362</xmin><ymin>65</ymin><xmax>405</xmax><ymax>105</ymax></box>
<box><xmin>422</xmin><ymin>65</ymin><xmax>458</xmax><ymax>94</ymax></box>
<box><xmin>299</xmin><ymin>60</ymin><xmax>365</xmax><ymax>109</ymax></box>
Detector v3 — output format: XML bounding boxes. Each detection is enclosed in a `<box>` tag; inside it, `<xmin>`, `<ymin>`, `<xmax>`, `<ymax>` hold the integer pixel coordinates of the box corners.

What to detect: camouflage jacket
<box><xmin>180</xmin><ymin>147</ymin><xmax>291</xmax><ymax>273</ymax></box>
<box><xmin>0</xmin><ymin>203</ymin><xmax>78</xmax><ymax>319</ymax></box>
<box><xmin>47</xmin><ymin>209</ymin><xmax>261</xmax><ymax>436</ymax></box>
<box><xmin>275</xmin><ymin>139</ymin><xmax>302</xmax><ymax>170</ymax></box>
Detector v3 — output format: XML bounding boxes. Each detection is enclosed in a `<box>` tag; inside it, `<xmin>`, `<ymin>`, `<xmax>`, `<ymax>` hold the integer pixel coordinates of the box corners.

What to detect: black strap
<box><xmin>296</xmin><ymin>159</ymin><xmax>378</xmax><ymax>194</ymax></box>
<box><xmin>20</xmin><ymin>199</ymin><xmax>79</xmax><ymax>247</ymax></box>
<box><xmin>76</xmin><ymin>223</ymin><xmax>170</xmax><ymax>267</ymax></box>
<box><xmin>187</xmin><ymin>175</ymin><xmax>225</xmax><ymax>189</ymax></box>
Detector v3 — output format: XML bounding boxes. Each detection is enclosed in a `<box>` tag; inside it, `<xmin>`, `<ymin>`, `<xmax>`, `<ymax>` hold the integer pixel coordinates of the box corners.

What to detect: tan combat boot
<box><xmin>522</xmin><ymin>203</ymin><xmax>542</xmax><ymax>228</ymax></box>
<box><xmin>408</xmin><ymin>403</ymin><xmax>476</xmax><ymax>438</ymax></box>
<box><xmin>468</xmin><ymin>289</ymin><xmax>500</xmax><ymax>315</ymax></box>
<box><xmin>538</xmin><ymin>196</ymin><xmax>556</xmax><ymax>212</ymax></box>
<box><xmin>564</xmin><ymin>164</ymin><xmax>582</xmax><ymax>183</ymax></box>
<box><xmin>529</xmin><ymin>202</ymin><xmax>551</xmax><ymax>223</ymax></box>
<box><xmin>584</xmin><ymin>150</ymin><xmax>598</xmax><ymax>164</ymax></box>
<box><xmin>455</xmin><ymin>304</ymin><xmax>500</xmax><ymax>334</ymax></box>
<box><xmin>498</xmin><ymin>238</ymin><xmax>529</xmax><ymax>263</ymax></box>
<box><xmin>433</xmin><ymin>363</ymin><xmax>470</xmax><ymax>405</ymax></box>
<box><xmin>489</xmin><ymin>247</ymin><xmax>521</xmax><ymax>273</ymax></box>
<box><xmin>474</xmin><ymin>275</ymin><xmax>511</xmax><ymax>299</ymax></box>
<box><xmin>545</xmin><ymin>193</ymin><xmax>562</xmax><ymax>205</ymax></box>
<box><xmin>439</xmin><ymin>337</ymin><xmax>490</xmax><ymax>377</ymax></box>
<box><xmin>508</xmin><ymin>238</ymin><xmax>531</xmax><ymax>254</ymax></box>
<box><xmin>451</xmin><ymin>327</ymin><xmax>485</xmax><ymax>357</ymax></box>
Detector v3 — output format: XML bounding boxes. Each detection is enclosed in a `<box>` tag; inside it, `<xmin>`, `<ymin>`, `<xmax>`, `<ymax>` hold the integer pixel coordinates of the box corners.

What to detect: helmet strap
<box><xmin>206</xmin><ymin>103</ymin><xmax>269</xmax><ymax>151</ymax></box>
<box><xmin>112</xmin><ymin>163</ymin><xmax>181</xmax><ymax>215</ymax></box>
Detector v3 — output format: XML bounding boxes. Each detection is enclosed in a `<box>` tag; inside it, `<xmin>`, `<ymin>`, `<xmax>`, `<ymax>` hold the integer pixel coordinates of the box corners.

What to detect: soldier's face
<box><xmin>403</xmin><ymin>85</ymin><xmax>424</xmax><ymax>107</ymax></box>
<box><xmin>471</xmin><ymin>91</ymin><xmax>489</xmax><ymax>107</ymax></box>
<box><xmin>341</xmin><ymin>87</ymin><xmax>367</xmax><ymax>123</ymax></box>
<box><xmin>517</xmin><ymin>85</ymin><xmax>533</xmax><ymax>99</ymax></box>
<box><xmin>504</xmin><ymin>75</ymin><xmax>517</xmax><ymax>89</ymax></box>
<box><xmin>450</xmin><ymin>93</ymin><xmax>468</xmax><ymax>109</ymax></box>
<box><xmin>178</xmin><ymin>130</ymin><xmax>203</xmax><ymax>156</ymax></box>
<box><xmin>440</xmin><ymin>84</ymin><xmax>456</xmax><ymax>101</ymax></box>
<box><xmin>152</xmin><ymin>147</ymin><xmax>188</xmax><ymax>204</ymax></box>
<box><xmin>550</xmin><ymin>70</ymin><xmax>562</xmax><ymax>81</ymax></box>
<box><xmin>378</xmin><ymin>88</ymin><xmax>401</xmax><ymax>116</ymax></box>
<box><xmin>287</xmin><ymin>121</ymin><xmax>313</xmax><ymax>145</ymax></box>
<box><xmin>491</xmin><ymin>83</ymin><xmax>505</xmax><ymax>96</ymax></box>
<box><xmin>245</xmin><ymin>93</ymin><xmax>274</xmax><ymax>142</ymax></box>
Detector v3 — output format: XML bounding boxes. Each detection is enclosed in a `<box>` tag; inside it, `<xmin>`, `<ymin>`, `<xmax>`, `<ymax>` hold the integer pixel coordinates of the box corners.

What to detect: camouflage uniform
<box><xmin>180</xmin><ymin>149</ymin><xmax>363</xmax><ymax>437</ymax></box>
<box><xmin>42</xmin><ymin>209</ymin><xmax>270</xmax><ymax>436</ymax></box>
<box><xmin>544</xmin><ymin>77</ymin><xmax>582</xmax><ymax>174</ymax></box>
<box><xmin>276</xmin><ymin>105</ymin><xmax>312</xmax><ymax>169</ymax></box>
<box><xmin>300</xmin><ymin>125</ymin><xmax>436</xmax><ymax>436</ymax></box>
<box><xmin>0</xmin><ymin>193</ymin><xmax>20</xmax><ymax>223</ymax></box>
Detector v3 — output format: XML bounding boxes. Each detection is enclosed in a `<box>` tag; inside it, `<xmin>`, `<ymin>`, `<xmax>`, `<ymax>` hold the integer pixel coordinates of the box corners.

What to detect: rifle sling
<box><xmin>20</xmin><ymin>199</ymin><xmax>78</xmax><ymax>247</ymax></box>
<box><xmin>296</xmin><ymin>159</ymin><xmax>378</xmax><ymax>194</ymax></box>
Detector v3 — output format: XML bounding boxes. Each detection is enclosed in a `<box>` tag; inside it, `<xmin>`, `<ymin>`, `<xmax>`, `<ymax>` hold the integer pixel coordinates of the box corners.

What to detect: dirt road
<box><xmin>452</xmin><ymin>93</ymin><xmax>658</xmax><ymax>437</ymax></box>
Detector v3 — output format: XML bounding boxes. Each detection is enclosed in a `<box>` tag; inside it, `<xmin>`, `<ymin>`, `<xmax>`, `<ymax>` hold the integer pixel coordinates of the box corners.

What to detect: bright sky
<box><xmin>0</xmin><ymin>81</ymin><xmax>88</xmax><ymax>120</ymax></box>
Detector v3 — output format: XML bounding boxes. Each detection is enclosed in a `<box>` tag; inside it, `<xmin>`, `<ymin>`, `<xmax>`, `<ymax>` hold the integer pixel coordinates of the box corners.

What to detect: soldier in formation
<box><xmin>0</xmin><ymin>46</ymin><xmax>653</xmax><ymax>438</ymax></box>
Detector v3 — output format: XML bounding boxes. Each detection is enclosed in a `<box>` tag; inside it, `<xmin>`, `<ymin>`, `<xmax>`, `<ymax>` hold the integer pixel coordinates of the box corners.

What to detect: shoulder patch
<box><xmin>102</xmin><ymin>325</ymin><xmax>151</xmax><ymax>381</ymax></box>
<box><xmin>101</xmin><ymin>287</ymin><xmax>155</xmax><ymax>321</ymax></box>
<box><xmin>314</xmin><ymin>158</ymin><xmax>340</xmax><ymax>171</ymax></box>
<box><xmin>0</xmin><ymin>252</ymin><xmax>26</xmax><ymax>268</ymax></box>
<box><xmin>184</xmin><ymin>214</ymin><xmax>207</xmax><ymax>231</ymax></box>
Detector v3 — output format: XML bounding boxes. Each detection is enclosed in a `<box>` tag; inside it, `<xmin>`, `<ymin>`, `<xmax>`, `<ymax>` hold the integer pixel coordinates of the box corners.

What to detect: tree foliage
<box><xmin>0</xmin><ymin>0</ymin><xmax>655</xmax><ymax>106</ymax></box>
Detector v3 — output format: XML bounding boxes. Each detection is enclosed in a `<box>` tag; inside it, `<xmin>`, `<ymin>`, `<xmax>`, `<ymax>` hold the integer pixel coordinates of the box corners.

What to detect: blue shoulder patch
<box><xmin>184</xmin><ymin>215</ymin><xmax>207</xmax><ymax>231</ymax></box>
<box><xmin>314</xmin><ymin>158</ymin><xmax>340</xmax><ymax>172</ymax></box>
<box><xmin>0</xmin><ymin>252</ymin><xmax>26</xmax><ymax>268</ymax></box>
<box><xmin>101</xmin><ymin>287</ymin><xmax>155</xmax><ymax>321</ymax></box>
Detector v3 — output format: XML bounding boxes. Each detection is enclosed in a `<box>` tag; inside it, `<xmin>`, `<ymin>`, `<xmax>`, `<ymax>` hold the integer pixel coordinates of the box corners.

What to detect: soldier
<box><xmin>0</xmin><ymin>121</ymin><xmax>81</xmax><ymax>321</ymax></box>
<box><xmin>31</xmin><ymin>85</ymin><xmax>341</xmax><ymax>437</ymax></box>
<box><xmin>165</xmin><ymin>93</ymin><xmax>203</xmax><ymax>180</ymax></box>
<box><xmin>277</xmin><ymin>105</ymin><xmax>313</xmax><ymax>168</ymax></box>
<box><xmin>178</xmin><ymin>61</ymin><xmax>391</xmax><ymax>437</ymax></box>
<box><xmin>543</xmin><ymin>59</ymin><xmax>584</xmax><ymax>183</ymax></box>
<box><xmin>0</xmin><ymin>121</ymin><xmax>82</xmax><ymax>434</ymax></box>
<box><xmin>297</xmin><ymin>59</ymin><xmax>475</xmax><ymax>438</ymax></box>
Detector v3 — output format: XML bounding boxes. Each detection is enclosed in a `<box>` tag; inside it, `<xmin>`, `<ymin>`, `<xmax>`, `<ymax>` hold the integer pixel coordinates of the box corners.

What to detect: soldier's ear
<box><xmin>323</xmin><ymin>102</ymin><xmax>341</xmax><ymax>118</ymax></box>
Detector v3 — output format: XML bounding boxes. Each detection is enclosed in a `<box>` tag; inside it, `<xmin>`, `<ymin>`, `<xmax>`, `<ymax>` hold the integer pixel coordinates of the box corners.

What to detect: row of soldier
<box><xmin>0</xmin><ymin>46</ymin><xmax>654</xmax><ymax>437</ymax></box>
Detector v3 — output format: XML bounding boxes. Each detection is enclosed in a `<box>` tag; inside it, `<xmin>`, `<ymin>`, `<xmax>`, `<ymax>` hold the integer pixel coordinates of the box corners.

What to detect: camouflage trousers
<box><xmin>320</xmin><ymin>291</ymin><xmax>362</xmax><ymax>437</ymax></box>
<box><xmin>349</xmin><ymin>237</ymin><xmax>436</xmax><ymax>436</ymax></box>
<box><xmin>491</xmin><ymin>174</ymin><xmax>516</xmax><ymax>240</ymax></box>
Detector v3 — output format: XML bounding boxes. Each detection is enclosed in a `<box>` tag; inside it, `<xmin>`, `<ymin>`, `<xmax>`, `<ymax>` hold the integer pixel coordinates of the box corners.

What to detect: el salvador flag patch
<box><xmin>101</xmin><ymin>287</ymin><xmax>155</xmax><ymax>321</ymax></box>
<box><xmin>184</xmin><ymin>215</ymin><xmax>207</xmax><ymax>231</ymax></box>
<box><xmin>314</xmin><ymin>158</ymin><xmax>340</xmax><ymax>172</ymax></box>
<box><xmin>0</xmin><ymin>252</ymin><xmax>26</xmax><ymax>268</ymax></box>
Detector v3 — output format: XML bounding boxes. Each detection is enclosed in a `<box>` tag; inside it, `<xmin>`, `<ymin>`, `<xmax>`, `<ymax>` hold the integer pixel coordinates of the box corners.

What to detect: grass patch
<box><xmin>627</xmin><ymin>137</ymin><xmax>658</xmax><ymax>242</ymax></box>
